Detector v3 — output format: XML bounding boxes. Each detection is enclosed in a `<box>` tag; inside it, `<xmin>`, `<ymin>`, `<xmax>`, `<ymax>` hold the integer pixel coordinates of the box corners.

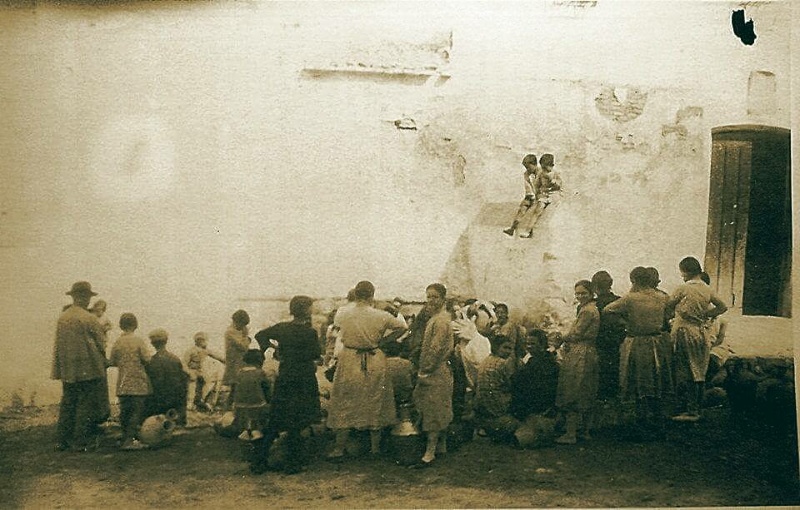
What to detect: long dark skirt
<box><xmin>270</xmin><ymin>367</ymin><xmax>321</xmax><ymax>431</ymax></box>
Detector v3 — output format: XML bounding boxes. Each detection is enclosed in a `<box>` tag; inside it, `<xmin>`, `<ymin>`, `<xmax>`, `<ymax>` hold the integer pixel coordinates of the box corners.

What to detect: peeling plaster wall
<box><xmin>421</xmin><ymin>0</ymin><xmax>791</xmax><ymax>312</ymax></box>
<box><xmin>0</xmin><ymin>1</ymin><xmax>792</xmax><ymax>403</ymax></box>
<box><xmin>436</xmin><ymin>81</ymin><xmax>712</xmax><ymax>299</ymax></box>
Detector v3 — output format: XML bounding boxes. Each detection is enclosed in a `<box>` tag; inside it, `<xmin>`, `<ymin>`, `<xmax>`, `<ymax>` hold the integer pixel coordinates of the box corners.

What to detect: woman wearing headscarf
<box><xmin>251</xmin><ymin>296</ymin><xmax>322</xmax><ymax>475</ymax></box>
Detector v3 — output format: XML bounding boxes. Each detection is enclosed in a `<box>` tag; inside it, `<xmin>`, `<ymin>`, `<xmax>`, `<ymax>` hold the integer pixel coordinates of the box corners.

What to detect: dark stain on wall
<box><xmin>732</xmin><ymin>9</ymin><xmax>757</xmax><ymax>45</ymax></box>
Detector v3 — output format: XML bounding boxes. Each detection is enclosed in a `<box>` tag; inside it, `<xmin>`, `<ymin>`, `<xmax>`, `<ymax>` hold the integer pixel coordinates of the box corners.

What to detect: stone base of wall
<box><xmin>592</xmin><ymin>355</ymin><xmax>796</xmax><ymax>434</ymax></box>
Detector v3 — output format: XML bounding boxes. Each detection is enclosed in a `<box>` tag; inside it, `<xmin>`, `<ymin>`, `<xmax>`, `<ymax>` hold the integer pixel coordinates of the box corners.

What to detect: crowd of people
<box><xmin>51</xmin><ymin>254</ymin><xmax>728</xmax><ymax>474</ymax></box>
<box><xmin>52</xmin><ymin>282</ymin><xmax>228</xmax><ymax>451</ymax></box>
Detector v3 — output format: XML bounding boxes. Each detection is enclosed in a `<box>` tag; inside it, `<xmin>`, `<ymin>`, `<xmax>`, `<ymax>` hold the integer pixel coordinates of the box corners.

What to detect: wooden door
<box><xmin>704</xmin><ymin>140</ymin><xmax>752</xmax><ymax>311</ymax></box>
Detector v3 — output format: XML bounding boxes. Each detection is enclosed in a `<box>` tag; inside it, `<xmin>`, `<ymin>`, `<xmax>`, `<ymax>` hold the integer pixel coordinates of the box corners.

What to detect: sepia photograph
<box><xmin>0</xmin><ymin>0</ymin><xmax>796</xmax><ymax>507</ymax></box>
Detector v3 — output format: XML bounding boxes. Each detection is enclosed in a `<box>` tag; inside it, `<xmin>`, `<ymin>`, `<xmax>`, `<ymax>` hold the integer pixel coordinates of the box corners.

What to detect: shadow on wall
<box><xmin>441</xmin><ymin>198</ymin><xmax>578</xmax><ymax>328</ymax></box>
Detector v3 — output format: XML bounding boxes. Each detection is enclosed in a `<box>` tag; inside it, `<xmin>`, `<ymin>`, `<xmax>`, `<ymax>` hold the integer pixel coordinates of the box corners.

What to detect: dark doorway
<box><xmin>705</xmin><ymin>125</ymin><xmax>791</xmax><ymax>317</ymax></box>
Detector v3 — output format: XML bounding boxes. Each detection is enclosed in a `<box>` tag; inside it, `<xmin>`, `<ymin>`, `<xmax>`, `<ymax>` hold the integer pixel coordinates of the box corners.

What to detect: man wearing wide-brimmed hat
<box><xmin>52</xmin><ymin>281</ymin><xmax>109</xmax><ymax>452</ymax></box>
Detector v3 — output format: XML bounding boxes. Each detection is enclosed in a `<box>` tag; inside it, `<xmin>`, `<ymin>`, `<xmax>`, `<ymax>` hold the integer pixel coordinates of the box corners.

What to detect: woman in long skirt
<box><xmin>555</xmin><ymin>280</ymin><xmax>600</xmax><ymax>444</ymax></box>
<box><xmin>605</xmin><ymin>267</ymin><xmax>672</xmax><ymax>439</ymax></box>
<box><xmin>667</xmin><ymin>257</ymin><xmax>727</xmax><ymax>421</ymax></box>
<box><xmin>411</xmin><ymin>283</ymin><xmax>454</xmax><ymax>468</ymax></box>
<box><xmin>251</xmin><ymin>296</ymin><xmax>322</xmax><ymax>475</ymax></box>
<box><xmin>325</xmin><ymin>281</ymin><xmax>407</xmax><ymax>460</ymax></box>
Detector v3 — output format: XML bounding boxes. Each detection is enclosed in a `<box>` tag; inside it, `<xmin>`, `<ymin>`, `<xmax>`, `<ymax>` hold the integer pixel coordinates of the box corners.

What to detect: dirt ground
<box><xmin>0</xmin><ymin>405</ymin><xmax>797</xmax><ymax>509</ymax></box>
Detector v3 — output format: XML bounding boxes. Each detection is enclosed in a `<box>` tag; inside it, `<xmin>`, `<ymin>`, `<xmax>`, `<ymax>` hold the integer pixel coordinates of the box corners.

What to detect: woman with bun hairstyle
<box><xmin>666</xmin><ymin>257</ymin><xmax>727</xmax><ymax>422</ymax></box>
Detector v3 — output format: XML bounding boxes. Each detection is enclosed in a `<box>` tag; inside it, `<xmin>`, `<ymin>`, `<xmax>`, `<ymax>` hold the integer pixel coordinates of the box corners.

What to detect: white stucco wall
<box><xmin>0</xmin><ymin>0</ymin><xmax>793</xmax><ymax>404</ymax></box>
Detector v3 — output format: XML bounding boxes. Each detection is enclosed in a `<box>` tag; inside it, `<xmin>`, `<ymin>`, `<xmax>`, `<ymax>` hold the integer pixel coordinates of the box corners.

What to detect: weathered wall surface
<box><xmin>0</xmin><ymin>1</ymin><xmax>792</xmax><ymax>404</ymax></box>
<box><xmin>438</xmin><ymin>80</ymin><xmax>713</xmax><ymax>305</ymax></box>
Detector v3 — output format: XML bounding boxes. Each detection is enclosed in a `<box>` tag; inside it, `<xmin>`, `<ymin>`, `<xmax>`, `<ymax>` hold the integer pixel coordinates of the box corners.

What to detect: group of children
<box><xmin>106</xmin><ymin>313</ymin><xmax>189</xmax><ymax>450</ymax></box>
<box><xmin>503</xmin><ymin>153</ymin><xmax>563</xmax><ymax>238</ymax></box>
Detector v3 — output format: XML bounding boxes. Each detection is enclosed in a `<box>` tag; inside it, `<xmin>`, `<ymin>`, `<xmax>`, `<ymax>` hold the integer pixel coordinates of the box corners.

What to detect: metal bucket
<box><xmin>389</xmin><ymin>406</ymin><xmax>424</xmax><ymax>465</ymax></box>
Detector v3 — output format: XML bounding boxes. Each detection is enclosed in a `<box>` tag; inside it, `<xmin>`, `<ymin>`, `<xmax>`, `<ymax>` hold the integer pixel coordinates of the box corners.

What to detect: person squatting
<box><xmin>52</xmin><ymin>258</ymin><xmax>726</xmax><ymax>472</ymax></box>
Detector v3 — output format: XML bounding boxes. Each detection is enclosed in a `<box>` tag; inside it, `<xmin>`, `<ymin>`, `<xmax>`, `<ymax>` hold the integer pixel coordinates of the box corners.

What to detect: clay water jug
<box><xmin>139</xmin><ymin>409</ymin><xmax>178</xmax><ymax>447</ymax></box>
<box><xmin>514</xmin><ymin>413</ymin><xmax>556</xmax><ymax>449</ymax></box>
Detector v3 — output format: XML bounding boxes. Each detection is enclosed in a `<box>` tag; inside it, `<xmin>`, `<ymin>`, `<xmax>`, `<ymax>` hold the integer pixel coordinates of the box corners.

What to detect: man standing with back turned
<box><xmin>52</xmin><ymin>281</ymin><xmax>109</xmax><ymax>452</ymax></box>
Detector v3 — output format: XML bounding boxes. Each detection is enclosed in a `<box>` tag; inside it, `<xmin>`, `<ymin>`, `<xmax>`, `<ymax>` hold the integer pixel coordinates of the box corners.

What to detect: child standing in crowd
<box><xmin>110</xmin><ymin>313</ymin><xmax>152</xmax><ymax>450</ymax></box>
<box><xmin>183</xmin><ymin>332</ymin><xmax>224</xmax><ymax>412</ymax></box>
<box><xmin>554</xmin><ymin>280</ymin><xmax>600</xmax><ymax>445</ymax></box>
<box><xmin>234</xmin><ymin>349</ymin><xmax>271</xmax><ymax>442</ymax></box>
<box><xmin>667</xmin><ymin>257</ymin><xmax>728</xmax><ymax>422</ymax></box>
<box><xmin>146</xmin><ymin>328</ymin><xmax>189</xmax><ymax>426</ymax></box>
<box><xmin>504</xmin><ymin>154</ymin><xmax>539</xmax><ymax>237</ymax></box>
<box><xmin>223</xmin><ymin>309</ymin><xmax>251</xmax><ymax>409</ymax></box>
